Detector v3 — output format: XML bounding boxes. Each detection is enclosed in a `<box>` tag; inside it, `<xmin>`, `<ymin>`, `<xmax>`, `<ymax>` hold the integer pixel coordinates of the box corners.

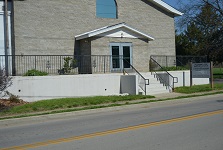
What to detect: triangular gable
<box><xmin>75</xmin><ymin>23</ymin><xmax>155</xmax><ymax>41</ymax></box>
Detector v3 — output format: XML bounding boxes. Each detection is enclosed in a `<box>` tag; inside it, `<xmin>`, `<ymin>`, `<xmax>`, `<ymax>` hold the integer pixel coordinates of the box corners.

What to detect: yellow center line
<box><xmin>1</xmin><ymin>109</ymin><xmax>223</xmax><ymax>150</ymax></box>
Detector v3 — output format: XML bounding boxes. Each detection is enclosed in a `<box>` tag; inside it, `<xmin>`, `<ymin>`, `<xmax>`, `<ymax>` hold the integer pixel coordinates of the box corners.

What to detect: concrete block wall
<box><xmin>13</xmin><ymin>0</ymin><xmax>176</xmax><ymax>58</ymax></box>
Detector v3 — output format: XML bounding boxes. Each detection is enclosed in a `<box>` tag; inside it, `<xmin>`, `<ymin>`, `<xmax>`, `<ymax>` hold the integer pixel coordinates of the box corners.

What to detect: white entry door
<box><xmin>110</xmin><ymin>43</ymin><xmax>132</xmax><ymax>71</ymax></box>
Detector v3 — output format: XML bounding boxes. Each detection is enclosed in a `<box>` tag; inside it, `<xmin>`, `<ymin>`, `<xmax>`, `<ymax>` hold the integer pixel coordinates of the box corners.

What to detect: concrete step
<box><xmin>147</xmin><ymin>90</ymin><xmax>170</xmax><ymax>95</ymax></box>
<box><xmin>139</xmin><ymin>87</ymin><xmax>170</xmax><ymax>95</ymax></box>
<box><xmin>138</xmin><ymin>72</ymin><xmax>171</xmax><ymax>95</ymax></box>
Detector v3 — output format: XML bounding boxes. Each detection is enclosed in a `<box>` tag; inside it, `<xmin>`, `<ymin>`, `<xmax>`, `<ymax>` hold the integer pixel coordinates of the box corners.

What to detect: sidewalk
<box><xmin>152</xmin><ymin>92</ymin><xmax>188</xmax><ymax>99</ymax></box>
<box><xmin>152</xmin><ymin>90</ymin><xmax>223</xmax><ymax>100</ymax></box>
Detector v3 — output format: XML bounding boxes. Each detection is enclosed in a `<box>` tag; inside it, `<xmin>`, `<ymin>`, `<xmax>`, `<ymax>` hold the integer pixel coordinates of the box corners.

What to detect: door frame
<box><xmin>109</xmin><ymin>42</ymin><xmax>132</xmax><ymax>71</ymax></box>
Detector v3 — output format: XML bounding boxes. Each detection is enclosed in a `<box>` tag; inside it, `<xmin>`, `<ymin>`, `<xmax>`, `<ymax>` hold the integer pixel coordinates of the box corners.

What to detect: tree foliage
<box><xmin>176</xmin><ymin>0</ymin><xmax>223</xmax><ymax>63</ymax></box>
<box><xmin>0</xmin><ymin>67</ymin><xmax>12</xmax><ymax>96</ymax></box>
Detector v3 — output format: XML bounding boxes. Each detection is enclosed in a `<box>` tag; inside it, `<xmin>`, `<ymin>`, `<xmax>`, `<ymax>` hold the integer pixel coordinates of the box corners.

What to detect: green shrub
<box><xmin>24</xmin><ymin>69</ymin><xmax>48</xmax><ymax>76</ymax></box>
<box><xmin>159</xmin><ymin>66</ymin><xmax>189</xmax><ymax>71</ymax></box>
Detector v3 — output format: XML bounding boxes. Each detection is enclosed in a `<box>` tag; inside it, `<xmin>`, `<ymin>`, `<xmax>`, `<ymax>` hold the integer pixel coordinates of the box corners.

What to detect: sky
<box><xmin>162</xmin><ymin>0</ymin><xmax>187</xmax><ymax>32</ymax></box>
<box><xmin>162</xmin><ymin>0</ymin><xmax>179</xmax><ymax>8</ymax></box>
<box><xmin>162</xmin><ymin>0</ymin><xmax>193</xmax><ymax>11</ymax></box>
<box><xmin>162</xmin><ymin>0</ymin><xmax>186</xmax><ymax>10</ymax></box>
<box><xmin>162</xmin><ymin>0</ymin><xmax>194</xmax><ymax>12</ymax></box>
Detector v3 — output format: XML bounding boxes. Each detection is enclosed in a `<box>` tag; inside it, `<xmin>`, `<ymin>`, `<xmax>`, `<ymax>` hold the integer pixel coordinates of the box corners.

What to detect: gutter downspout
<box><xmin>11</xmin><ymin>0</ymin><xmax>15</xmax><ymax>75</ymax></box>
<box><xmin>4</xmin><ymin>0</ymin><xmax>9</xmax><ymax>76</ymax></box>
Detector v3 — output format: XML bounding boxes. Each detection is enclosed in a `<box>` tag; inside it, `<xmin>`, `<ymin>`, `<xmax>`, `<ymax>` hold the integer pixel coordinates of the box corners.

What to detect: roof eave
<box><xmin>75</xmin><ymin>23</ymin><xmax>155</xmax><ymax>41</ymax></box>
<box><xmin>149</xmin><ymin>0</ymin><xmax>183</xmax><ymax>17</ymax></box>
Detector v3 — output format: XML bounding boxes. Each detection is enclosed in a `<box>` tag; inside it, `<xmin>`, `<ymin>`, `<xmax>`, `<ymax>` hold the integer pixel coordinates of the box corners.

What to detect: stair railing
<box><xmin>150</xmin><ymin>57</ymin><xmax>178</xmax><ymax>91</ymax></box>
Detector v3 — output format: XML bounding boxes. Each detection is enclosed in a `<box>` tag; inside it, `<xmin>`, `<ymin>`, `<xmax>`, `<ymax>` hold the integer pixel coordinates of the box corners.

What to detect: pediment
<box><xmin>75</xmin><ymin>23</ymin><xmax>154</xmax><ymax>41</ymax></box>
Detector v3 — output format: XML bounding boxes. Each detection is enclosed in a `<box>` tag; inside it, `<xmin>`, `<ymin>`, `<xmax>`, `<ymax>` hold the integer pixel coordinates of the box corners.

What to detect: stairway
<box><xmin>140</xmin><ymin>72</ymin><xmax>171</xmax><ymax>95</ymax></box>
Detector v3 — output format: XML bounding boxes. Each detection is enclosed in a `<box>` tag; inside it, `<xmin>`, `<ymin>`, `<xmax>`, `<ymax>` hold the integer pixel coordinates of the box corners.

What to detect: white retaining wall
<box><xmin>4</xmin><ymin>71</ymin><xmax>209</xmax><ymax>102</ymax></box>
<box><xmin>169</xmin><ymin>70</ymin><xmax>209</xmax><ymax>87</ymax></box>
<box><xmin>6</xmin><ymin>74</ymin><xmax>123</xmax><ymax>102</ymax></box>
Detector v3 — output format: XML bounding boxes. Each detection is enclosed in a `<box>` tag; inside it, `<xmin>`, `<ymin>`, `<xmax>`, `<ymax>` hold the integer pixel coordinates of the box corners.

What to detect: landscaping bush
<box><xmin>159</xmin><ymin>66</ymin><xmax>189</xmax><ymax>71</ymax></box>
<box><xmin>24</xmin><ymin>69</ymin><xmax>48</xmax><ymax>76</ymax></box>
<box><xmin>58</xmin><ymin>57</ymin><xmax>77</xmax><ymax>75</ymax></box>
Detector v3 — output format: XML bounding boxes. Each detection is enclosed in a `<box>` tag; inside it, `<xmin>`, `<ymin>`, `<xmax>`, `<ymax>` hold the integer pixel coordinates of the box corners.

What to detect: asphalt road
<box><xmin>0</xmin><ymin>94</ymin><xmax>223</xmax><ymax>150</ymax></box>
<box><xmin>31</xmin><ymin>112</ymin><xmax>223</xmax><ymax>150</ymax></box>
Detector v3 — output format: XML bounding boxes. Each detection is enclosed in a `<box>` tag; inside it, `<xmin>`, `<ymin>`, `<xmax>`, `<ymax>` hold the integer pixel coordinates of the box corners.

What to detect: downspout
<box><xmin>4</xmin><ymin>0</ymin><xmax>9</xmax><ymax>76</ymax></box>
<box><xmin>11</xmin><ymin>0</ymin><xmax>16</xmax><ymax>75</ymax></box>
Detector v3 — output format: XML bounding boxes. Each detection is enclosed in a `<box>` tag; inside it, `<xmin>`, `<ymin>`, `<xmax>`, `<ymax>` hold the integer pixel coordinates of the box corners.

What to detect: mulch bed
<box><xmin>0</xmin><ymin>99</ymin><xmax>29</xmax><ymax>111</ymax></box>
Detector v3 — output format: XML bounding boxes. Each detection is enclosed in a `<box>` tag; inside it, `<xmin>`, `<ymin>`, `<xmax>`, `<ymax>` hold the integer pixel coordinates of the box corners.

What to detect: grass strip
<box><xmin>174</xmin><ymin>83</ymin><xmax>223</xmax><ymax>94</ymax></box>
<box><xmin>0</xmin><ymin>91</ymin><xmax>222</xmax><ymax>120</ymax></box>
<box><xmin>0</xmin><ymin>95</ymin><xmax>154</xmax><ymax>116</ymax></box>
<box><xmin>1</xmin><ymin>83</ymin><xmax>223</xmax><ymax>119</ymax></box>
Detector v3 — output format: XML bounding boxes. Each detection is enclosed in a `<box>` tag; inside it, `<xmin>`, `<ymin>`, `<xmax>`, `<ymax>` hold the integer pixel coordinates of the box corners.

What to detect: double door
<box><xmin>110</xmin><ymin>43</ymin><xmax>132</xmax><ymax>71</ymax></box>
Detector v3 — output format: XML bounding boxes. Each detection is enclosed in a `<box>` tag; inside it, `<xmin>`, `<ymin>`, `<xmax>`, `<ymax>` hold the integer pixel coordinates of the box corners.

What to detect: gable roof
<box><xmin>149</xmin><ymin>0</ymin><xmax>183</xmax><ymax>16</ymax></box>
<box><xmin>75</xmin><ymin>23</ymin><xmax>155</xmax><ymax>41</ymax></box>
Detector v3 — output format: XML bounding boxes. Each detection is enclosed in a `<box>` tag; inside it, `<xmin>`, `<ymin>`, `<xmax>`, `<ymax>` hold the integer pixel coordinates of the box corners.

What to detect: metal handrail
<box><xmin>122</xmin><ymin>59</ymin><xmax>149</xmax><ymax>95</ymax></box>
<box><xmin>150</xmin><ymin>57</ymin><xmax>178</xmax><ymax>90</ymax></box>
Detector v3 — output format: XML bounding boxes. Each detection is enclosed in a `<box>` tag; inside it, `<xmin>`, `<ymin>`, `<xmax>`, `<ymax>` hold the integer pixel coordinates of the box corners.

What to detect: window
<box><xmin>96</xmin><ymin>0</ymin><xmax>117</xmax><ymax>19</ymax></box>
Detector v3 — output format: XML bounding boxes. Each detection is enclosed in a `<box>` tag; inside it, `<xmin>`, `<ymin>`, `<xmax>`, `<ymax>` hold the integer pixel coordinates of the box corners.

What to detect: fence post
<box><xmin>183</xmin><ymin>71</ymin><xmax>185</xmax><ymax>87</ymax></box>
<box><xmin>5</xmin><ymin>55</ymin><xmax>9</xmax><ymax>76</ymax></box>
<box><xmin>166</xmin><ymin>56</ymin><xmax>168</xmax><ymax>67</ymax></box>
<box><xmin>210</xmin><ymin>61</ymin><xmax>214</xmax><ymax>89</ymax></box>
<box><xmin>190</xmin><ymin>62</ymin><xmax>193</xmax><ymax>87</ymax></box>
<box><xmin>12</xmin><ymin>55</ymin><xmax>16</xmax><ymax>76</ymax></box>
<box><xmin>60</xmin><ymin>56</ymin><xmax>62</xmax><ymax>70</ymax></box>
<box><xmin>104</xmin><ymin>56</ymin><xmax>106</xmax><ymax>73</ymax></box>
<box><xmin>34</xmin><ymin>55</ymin><xmax>37</xmax><ymax>70</ymax></box>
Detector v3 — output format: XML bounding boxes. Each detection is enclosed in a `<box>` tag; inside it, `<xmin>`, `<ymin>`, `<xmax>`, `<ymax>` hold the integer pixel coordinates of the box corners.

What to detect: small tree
<box><xmin>0</xmin><ymin>67</ymin><xmax>12</xmax><ymax>96</ymax></box>
<box><xmin>58</xmin><ymin>57</ymin><xmax>77</xmax><ymax>74</ymax></box>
